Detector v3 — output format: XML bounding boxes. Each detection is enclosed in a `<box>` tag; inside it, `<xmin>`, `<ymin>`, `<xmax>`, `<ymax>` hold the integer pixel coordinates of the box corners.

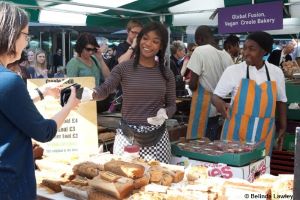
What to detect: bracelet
<box><xmin>35</xmin><ymin>88</ymin><xmax>44</xmax><ymax>100</ymax></box>
<box><xmin>128</xmin><ymin>46</ymin><xmax>134</xmax><ymax>51</ymax></box>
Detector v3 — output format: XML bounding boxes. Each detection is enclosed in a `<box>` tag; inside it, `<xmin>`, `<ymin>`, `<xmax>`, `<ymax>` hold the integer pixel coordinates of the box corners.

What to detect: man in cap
<box><xmin>212</xmin><ymin>31</ymin><xmax>287</xmax><ymax>155</ymax></box>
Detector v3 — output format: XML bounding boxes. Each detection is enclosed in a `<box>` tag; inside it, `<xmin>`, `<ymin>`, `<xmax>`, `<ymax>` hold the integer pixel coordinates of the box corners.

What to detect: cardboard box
<box><xmin>170</xmin><ymin>156</ymin><xmax>270</xmax><ymax>182</ymax></box>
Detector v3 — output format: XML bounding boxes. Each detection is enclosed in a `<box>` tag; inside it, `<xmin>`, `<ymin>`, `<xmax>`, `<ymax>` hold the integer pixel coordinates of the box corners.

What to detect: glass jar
<box><xmin>123</xmin><ymin>145</ymin><xmax>140</xmax><ymax>160</ymax></box>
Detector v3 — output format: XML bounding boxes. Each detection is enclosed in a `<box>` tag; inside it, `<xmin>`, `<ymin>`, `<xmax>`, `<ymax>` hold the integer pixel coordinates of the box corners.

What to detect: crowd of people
<box><xmin>1</xmin><ymin>1</ymin><xmax>300</xmax><ymax>199</ymax></box>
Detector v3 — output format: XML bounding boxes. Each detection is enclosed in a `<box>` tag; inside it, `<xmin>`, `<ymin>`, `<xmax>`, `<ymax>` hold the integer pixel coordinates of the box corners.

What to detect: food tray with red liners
<box><xmin>171</xmin><ymin>139</ymin><xmax>265</xmax><ymax>167</ymax></box>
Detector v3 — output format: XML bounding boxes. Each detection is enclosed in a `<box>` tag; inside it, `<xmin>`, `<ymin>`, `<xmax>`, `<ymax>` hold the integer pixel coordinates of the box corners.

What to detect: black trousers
<box><xmin>205</xmin><ymin>115</ymin><xmax>222</xmax><ymax>141</ymax></box>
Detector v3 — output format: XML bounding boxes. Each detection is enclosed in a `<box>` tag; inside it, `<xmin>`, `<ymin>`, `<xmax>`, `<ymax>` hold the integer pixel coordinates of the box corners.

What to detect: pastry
<box><xmin>104</xmin><ymin>160</ymin><xmax>145</xmax><ymax>179</ymax></box>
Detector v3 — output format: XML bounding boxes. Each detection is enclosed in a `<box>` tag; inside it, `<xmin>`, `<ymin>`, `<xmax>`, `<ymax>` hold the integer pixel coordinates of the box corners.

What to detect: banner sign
<box><xmin>218</xmin><ymin>1</ymin><xmax>283</xmax><ymax>34</ymax></box>
<box><xmin>28</xmin><ymin>77</ymin><xmax>98</xmax><ymax>160</ymax></box>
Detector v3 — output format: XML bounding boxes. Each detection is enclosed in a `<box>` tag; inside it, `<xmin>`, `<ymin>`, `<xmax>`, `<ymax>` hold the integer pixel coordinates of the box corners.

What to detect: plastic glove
<box><xmin>81</xmin><ymin>87</ymin><xmax>94</xmax><ymax>102</ymax></box>
<box><xmin>147</xmin><ymin>108</ymin><xmax>168</xmax><ymax>126</ymax></box>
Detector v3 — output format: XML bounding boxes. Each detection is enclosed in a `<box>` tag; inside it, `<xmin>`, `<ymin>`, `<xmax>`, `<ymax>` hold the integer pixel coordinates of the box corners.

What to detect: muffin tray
<box><xmin>171</xmin><ymin>139</ymin><xmax>265</xmax><ymax>166</ymax></box>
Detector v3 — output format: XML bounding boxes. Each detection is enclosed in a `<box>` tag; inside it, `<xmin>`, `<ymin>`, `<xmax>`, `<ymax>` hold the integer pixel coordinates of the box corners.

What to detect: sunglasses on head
<box><xmin>84</xmin><ymin>47</ymin><xmax>97</xmax><ymax>52</ymax></box>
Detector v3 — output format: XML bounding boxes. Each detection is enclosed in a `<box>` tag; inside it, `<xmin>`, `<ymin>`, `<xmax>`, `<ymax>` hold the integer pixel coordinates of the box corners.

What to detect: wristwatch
<box><xmin>128</xmin><ymin>46</ymin><xmax>134</xmax><ymax>51</ymax></box>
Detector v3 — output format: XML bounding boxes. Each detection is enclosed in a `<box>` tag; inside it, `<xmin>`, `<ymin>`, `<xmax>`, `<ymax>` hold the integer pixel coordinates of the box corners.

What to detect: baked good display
<box><xmin>104</xmin><ymin>160</ymin><xmax>145</xmax><ymax>179</ymax></box>
<box><xmin>35</xmin><ymin>153</ymin><xmax>294</xmax><ymax>200</ymax></box>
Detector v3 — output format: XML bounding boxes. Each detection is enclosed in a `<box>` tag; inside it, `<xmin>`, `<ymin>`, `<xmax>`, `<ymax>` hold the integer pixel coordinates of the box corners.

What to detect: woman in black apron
<box><xmin>92</xmin><ymin>22</ymin><xmax>176</xmax><ymax>163</ymax></box>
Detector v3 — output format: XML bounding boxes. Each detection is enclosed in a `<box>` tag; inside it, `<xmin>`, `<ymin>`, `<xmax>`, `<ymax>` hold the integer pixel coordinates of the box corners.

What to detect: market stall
<box><xmin>35</xmin><ymin>152</ymin><xmax>293</xmax><ymax>200</ymax></box>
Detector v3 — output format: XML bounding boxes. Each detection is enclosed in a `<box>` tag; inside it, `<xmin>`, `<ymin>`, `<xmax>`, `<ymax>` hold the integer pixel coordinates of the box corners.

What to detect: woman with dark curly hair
<box><xmin>66</xmin><ymin>32</ymin><xmax>110</xmax><ymax>86</ymax></box>
<box><xmin>88</xmin><ymin>22</ymin><xmax>176</xmax><ymax>163</ymax></box>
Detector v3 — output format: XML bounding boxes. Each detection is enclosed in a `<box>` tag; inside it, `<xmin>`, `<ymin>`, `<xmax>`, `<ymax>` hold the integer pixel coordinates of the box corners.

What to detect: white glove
<box><xmin>147</xmin><ymin>108</ymin><xmax>168</xmax><ymax>126</ymax></box>
<box><xmin>81</xmin><ymin>87</ymin><xmax>94</xmax><ymax>102</ymax></box>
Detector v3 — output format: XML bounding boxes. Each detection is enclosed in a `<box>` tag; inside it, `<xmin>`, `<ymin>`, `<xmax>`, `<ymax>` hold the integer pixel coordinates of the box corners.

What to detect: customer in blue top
<box><xmin>0</xmin><ymin>2</ymin><xmax>80</xmax><ymax>199</ymax></box>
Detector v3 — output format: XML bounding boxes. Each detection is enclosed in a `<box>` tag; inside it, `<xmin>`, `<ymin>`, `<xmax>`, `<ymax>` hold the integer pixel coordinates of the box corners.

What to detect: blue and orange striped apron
<box><xmin>187</xmin><ymin>84</ymin><xmax>212</xmax><ymax>139</ymax></box>
<box><xmin>221</xmin><ymin>64</ymin><xmax>277</xmax><ymax>155</ymax></box>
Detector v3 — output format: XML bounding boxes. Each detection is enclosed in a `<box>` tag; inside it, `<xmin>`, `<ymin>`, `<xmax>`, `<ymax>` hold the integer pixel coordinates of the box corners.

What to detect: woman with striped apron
<box><xmin>212</xmin><ymin>32</ymin><xmax>287</xmax><ymax>155</ymax></box>
<box><xmin>221</xmin><ymin>63</ymin><xmax>277</xmax><ymax>155</ymax></box>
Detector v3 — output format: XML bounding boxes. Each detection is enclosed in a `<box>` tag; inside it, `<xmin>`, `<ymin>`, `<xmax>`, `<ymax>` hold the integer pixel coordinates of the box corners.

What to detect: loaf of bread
<box><xmin>88</xmin><ymin>188</ymin><xmax>118</xmax><ymax>200</ymax></box>
<box><xmin>162</xmin><ymin>169</ymin><xmax>184</xmax><ymax>183</ymax></box>
<box><xmin>72</xmin><ymin>161</ymin><xmax>102</xmax><ymax>179</ymax></box>
<box><xmin>222</xmin><ymin>181</ymin><xmax>271</xmax><ymax>199</ymax></box>
<box><xmin>133</xmin><ymin>173</ymin><xmax>150</xmax><ymax>189</ymax></box>
<box><xmin>161</xmin><ymin>173</ymin><xmax>173</xmax><ymax>186</ymax></box>
<box><xmin>61</xmin><ymin>183</ymin><xmax>88</xmax><ymax>200</ymax></box>
<box><xmin>130</xmin><ymin>191</ymin><xmax>188</xmax><ymax>200</ymax></box>
<box><xmin>174</xmin><ymin>170</ymin><xmax>184</xmax><ymax>183</ymax></box>
<box><xmin>272</xmin><ymin>175</ymin><xmax>293</xmax><ymax>200</ymax></box>
<box><xmin>148</xmin><ymin>160</ymin><xmax>160</xmax><ymax>166</ymax></box>
<box><xmin>149</xmin><ymin>166</ymin><xmax>184</xmax><ymax>185</ymax></box>
<box><xmin>41</xmin><ymin>179</ymin><xmax>65</xmax><ymax>193</ymax></box>
<box><xmin>88</xmin><ymin>173</ymin><xmax>134</xmax><ymax>199</ymax></box>
<box><xmin>99</xmin><ymin>171</ymin><xmax>122</xmax><ymax>182</ymax></box>
<box><xmin>70</xmin><ymin>176</ymin><xmax>88</xmax><ymax>186</ymax></box>
<box><xmin>33</xmin><ymin>144</ymin><xmax>44</xmax><ymax>159</ymax></box>
<box><xmin>104</xmin><ymin>160</ymin><xmax>145</xmax><ymax>179</ymax></box>
<box><xmin>149</xmin><ymin>168</ymin><xmax>163</xmax><ymax>183</ymax></box>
